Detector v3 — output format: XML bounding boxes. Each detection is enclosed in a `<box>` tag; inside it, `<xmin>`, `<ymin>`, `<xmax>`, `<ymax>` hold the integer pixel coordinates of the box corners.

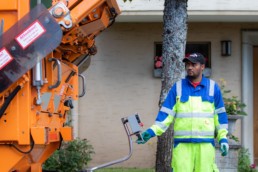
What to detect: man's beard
<box><xmin>187</xmin><ymin>75</ymin><xmax>198</xmax><ymax>81</ymax></box>
<box><xmin>187</xmin><ymin>70</ymin><xmax>202</xmax><ymax>81</ymax></box>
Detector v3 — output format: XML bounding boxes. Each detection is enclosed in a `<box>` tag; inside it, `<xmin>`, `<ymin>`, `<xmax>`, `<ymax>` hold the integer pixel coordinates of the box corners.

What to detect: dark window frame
<box><xmin>154</xmin><ymin>42</ymin><xmax>211</xmax><ymax>68</ymax></box>
<box><xmin>153</xmin><ymin>42</ymin><xmax>212</xmax><ymax>77</ymax></box>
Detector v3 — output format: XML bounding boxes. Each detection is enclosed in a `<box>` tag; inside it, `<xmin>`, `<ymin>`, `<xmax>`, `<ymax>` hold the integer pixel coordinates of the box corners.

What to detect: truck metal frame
<box><xmin>0</xmin><ymin>0</ymin><xmax>120</xmax><ymax>171</ymax></box>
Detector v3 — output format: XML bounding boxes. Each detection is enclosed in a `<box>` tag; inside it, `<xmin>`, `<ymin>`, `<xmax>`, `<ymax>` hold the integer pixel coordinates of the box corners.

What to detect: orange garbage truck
<box><xmin>0</xmin><ymin>0</ymin><xmax>120</xmax><ymax>171</ymax></box>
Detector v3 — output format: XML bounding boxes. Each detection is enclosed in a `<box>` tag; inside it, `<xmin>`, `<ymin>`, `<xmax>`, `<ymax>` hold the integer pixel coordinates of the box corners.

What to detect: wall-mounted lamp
<box><xmin>221</xmin><ymin>40</ymin><xmax>232</xmax><ymax>56</ymax></box>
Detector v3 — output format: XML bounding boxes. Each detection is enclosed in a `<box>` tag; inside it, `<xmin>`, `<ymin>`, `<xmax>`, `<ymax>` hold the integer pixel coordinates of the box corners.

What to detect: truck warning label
<box><xmin>0</xmin><ymin>48</ymin><xmax>13</xmax><ymax>70</ymax></box>
<box><xmin>15</xmin><ymin>20</ymin><xmax>46</xmax><ymax>49</ymax></box>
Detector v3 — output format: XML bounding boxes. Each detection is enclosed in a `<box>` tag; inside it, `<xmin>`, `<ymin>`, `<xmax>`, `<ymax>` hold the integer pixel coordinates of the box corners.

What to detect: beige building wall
<box><xmin>78</xmin><ymin>22</ymin><xmax>258</xmax><ymax>168</ymax></box>
<box><xmin>117</xmin><ymin>0</ymin><xmax>258</xmax><ymax>22</ymax></box>
<box><xmin>118</xmin><ymin>0</ymin><xmax>258</xmax><ymax>11</ymax></box>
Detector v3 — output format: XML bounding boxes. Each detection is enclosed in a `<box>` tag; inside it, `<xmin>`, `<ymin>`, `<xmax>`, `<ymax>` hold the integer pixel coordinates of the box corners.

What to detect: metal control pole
<box><xmin>83</xmin><ymin>114</ymin><xmax>143</xmax><ymax>172</ymax></box>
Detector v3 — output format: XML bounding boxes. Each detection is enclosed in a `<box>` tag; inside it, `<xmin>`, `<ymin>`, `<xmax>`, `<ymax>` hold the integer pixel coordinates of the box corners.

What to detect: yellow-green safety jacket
<box><xmin>146</xmin><ymin>76</ymin><xmax>228</xmax><ymax>146</ymax></box>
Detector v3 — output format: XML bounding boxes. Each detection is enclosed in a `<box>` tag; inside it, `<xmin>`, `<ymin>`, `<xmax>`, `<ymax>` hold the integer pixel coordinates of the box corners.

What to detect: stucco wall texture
<box><xmin>78</xmin><ymin>22</ymin><xmax>258</xmax><ymax>168</ymax></box>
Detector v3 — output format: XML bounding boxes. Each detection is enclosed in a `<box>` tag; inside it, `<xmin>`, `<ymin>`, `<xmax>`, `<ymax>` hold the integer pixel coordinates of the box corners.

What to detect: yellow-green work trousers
<box><xmin>171</xmin><ymin>143</ymin><xmax>219</xmax><ymax>172</ymax></box>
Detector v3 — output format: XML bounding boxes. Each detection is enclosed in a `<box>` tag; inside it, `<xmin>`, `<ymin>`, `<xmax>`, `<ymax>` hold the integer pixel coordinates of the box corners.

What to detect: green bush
<box><xmin>43</xmin><ymin>138</ymin><xmax>95</xmax><ymax>172</ymax></box>
<box><xmin>219</xmin><ymin>78</ymin><xmax>247</xmax><ymax>116</ymax></box>
<box><xmin>95</xmin><ymin>168</ymin><xmax>155</xmax><ymax>172</ymax></box>
<box><xmin>238</xmin><ymin>148</ymin><xmax>257</xmax><ymax>172</ymax></box>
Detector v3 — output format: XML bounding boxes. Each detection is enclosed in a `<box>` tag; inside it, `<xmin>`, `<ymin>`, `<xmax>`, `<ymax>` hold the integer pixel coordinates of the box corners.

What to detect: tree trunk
<box><xmin>155</xmin><ymin>0</ymin><xmax>188</xmax><ymax>171</ymax></box>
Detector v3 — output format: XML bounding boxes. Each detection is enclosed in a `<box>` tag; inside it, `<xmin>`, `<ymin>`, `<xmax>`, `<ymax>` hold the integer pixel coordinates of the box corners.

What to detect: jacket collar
<box><xmin>186</xmin><ymin>75</ymin><xmax>208</xmax><ymax>87</ymax></box>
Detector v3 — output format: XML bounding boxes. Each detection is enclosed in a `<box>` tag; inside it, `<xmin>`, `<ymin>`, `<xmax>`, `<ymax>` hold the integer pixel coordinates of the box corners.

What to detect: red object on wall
<box><xmin>154</xmin><ymin>56</ymin><xmax>162</xmax><ymax>69</ymax></box>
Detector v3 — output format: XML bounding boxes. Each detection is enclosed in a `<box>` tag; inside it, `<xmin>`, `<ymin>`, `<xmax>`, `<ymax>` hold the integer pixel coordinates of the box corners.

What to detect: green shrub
<box><xmin>95</xmin><ymin>168</ymin><xmax>155</xmax><ymax>172</ymax></box>
<box><xmin>43</xmin><ymin>138</ymin><xmax>95</xmax><ymax>172</ymax></box>
<box><xmin>238</xmin><ymin>148</ymin><xmax>257</xmax><ymax>172</ymax></box>
<box><xmin>219</xmin><ymin>78</ymin><xmax>247</xmax><ymax>116</ymax></box>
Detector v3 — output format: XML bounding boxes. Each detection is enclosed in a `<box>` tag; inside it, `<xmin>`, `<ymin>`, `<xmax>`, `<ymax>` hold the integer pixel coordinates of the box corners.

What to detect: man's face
<box><xmin>185</xmin><ymin>61</ymin><xmax>205</xmax><ymax>79</ymax></box>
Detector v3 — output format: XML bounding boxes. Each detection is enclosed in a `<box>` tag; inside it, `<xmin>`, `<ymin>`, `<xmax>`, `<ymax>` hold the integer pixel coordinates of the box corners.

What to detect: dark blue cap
<box><xmin>183</xmin><ymin>53</ymin><xmax>205</xmax><ymax>64</ymax></box>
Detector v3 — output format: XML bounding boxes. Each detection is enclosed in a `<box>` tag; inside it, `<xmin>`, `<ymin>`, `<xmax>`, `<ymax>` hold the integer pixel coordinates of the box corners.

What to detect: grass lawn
<box><xmin>95</xmin><ymin>168</ymin><xmax>155</xmax><ymax>172</ymax></box>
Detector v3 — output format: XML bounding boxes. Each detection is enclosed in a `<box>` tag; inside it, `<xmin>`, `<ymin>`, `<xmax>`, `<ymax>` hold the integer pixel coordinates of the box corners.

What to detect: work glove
<box><xmin>220</xmin><ymin>142</ymin><xmax>229</xmax><ymax>156</ymax></box>
<box><xmin>136</xmin><ymin>131</ymin><xmax>152</xmax><ymax>144</ymax></box>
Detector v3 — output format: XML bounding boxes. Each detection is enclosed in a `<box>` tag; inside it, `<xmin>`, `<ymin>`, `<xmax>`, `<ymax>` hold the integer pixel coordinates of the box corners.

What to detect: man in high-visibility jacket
<box><xmin>137</xmin><ymin>53</ymin><xmax>229</xmax><ymax>172</ymax></box>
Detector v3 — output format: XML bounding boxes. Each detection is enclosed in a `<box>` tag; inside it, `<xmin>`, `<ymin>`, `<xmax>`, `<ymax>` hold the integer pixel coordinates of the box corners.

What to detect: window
<box><xmin>186</xmin><ymin>42</ymin><xmax>211</xmax><ymax>68</ymax></box>
<box><xmin>153</xmin><ymin>42</ymin><xmax>163</xmax><ymax>77</ymax></box>
<box><xmin>153</xmin><ymin>42</ymin><xmax>211</xmax><ymax>77</ymax></box>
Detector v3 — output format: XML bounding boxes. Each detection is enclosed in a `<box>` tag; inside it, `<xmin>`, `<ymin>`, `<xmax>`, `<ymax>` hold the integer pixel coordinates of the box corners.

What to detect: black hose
<box><xmin>10</xmin><ymin>135</ymin><xmax>35</xmax><ymax>154</ymax></box>
<box><xmin>0</xmin><ymin>85</ymin><xmax>21</xmax><ymax>118</ymax></box>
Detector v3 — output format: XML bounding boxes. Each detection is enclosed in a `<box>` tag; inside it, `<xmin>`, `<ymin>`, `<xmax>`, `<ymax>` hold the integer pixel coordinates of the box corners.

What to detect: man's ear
<box><xmin>201</xmin><ymin>64</ymin><xmax>205</xmax><ymax>70</ymax></box>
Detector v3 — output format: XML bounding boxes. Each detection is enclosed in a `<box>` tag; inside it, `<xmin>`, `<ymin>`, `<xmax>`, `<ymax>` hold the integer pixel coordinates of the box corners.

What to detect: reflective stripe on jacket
<box><xmin>147</xmin><ymin>76</ymin><xmax>228</xmax><ymax>145</ymax></box>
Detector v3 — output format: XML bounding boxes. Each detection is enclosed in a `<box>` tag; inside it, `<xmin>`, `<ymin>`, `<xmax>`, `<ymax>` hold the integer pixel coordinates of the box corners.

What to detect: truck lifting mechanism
<box><xmin>0</xmin><ymin>0</ymin><xmax>121</xmax><ymax>171</ymax></box>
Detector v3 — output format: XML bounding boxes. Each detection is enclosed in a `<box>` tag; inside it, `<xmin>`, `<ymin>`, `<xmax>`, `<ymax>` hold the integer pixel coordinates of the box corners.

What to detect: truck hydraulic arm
<box><xmin>0</xmin><ymin>0</ymin><xmax>120</xmax><ymax>171</ymax></box>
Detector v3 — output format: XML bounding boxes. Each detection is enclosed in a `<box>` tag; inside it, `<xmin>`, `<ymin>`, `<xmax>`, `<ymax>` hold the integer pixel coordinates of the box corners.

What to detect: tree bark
<box><xmin>155</xmin><ymin>0</ymin><xmax>188</xmax><ymax>171</ymax></box>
